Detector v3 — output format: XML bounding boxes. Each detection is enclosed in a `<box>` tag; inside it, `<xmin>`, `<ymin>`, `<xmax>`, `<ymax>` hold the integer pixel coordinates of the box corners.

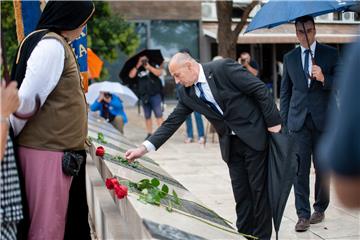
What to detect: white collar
<box><xmin>195</xmin><ymin>63</ymin><xmax>207</xmax><ymax>85</ymax></box>
<box><xmin>301</xmin><ymin>41</ymin><xmax>317</xmax><ymax>55</ymax></box>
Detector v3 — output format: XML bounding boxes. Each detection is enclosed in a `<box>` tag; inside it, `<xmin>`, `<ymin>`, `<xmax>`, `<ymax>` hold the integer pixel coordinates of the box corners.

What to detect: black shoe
<box><xmin>145</xmin><ymin>133</ymin><xmax>152</xmax><ymax>140</ymax></box>
<box><xmin>295</xmin><ymin>218</ymin><xmax>310</xmax><ymax>232</ymax></box>
<box><xmin>310</xmin><ymin>211</ymin><xmax>325</xmax><ymax>224</ymax></box>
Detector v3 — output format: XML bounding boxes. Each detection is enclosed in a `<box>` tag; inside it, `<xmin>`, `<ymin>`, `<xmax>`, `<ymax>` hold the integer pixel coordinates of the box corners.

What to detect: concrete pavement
<box><xmin>122</xmin><ymin>102</ymin><xmax>360</xmax><ymax>240</ymax></box>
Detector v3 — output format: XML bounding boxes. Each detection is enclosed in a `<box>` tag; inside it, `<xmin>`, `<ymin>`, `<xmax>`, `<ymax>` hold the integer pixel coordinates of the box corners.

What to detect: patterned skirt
<box><xmin>0</xmin><ymin>136</ymin><xmax>23</xmax><ymax>240</ymax></box>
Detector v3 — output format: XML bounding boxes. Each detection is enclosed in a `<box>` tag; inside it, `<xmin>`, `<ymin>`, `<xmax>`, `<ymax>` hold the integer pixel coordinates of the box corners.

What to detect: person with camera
<box><xmin>128</xmin><ymin>55</ymin><xmax>164</xmax><ymax>139</ymax></box>
<box><xmin>90</xmin><ymin>91</ymin><xmax>128</xmax><ymax>134</ymax></box>
<box><xmin>238</xmin><ymin>52</ymin><xmax>259</xmax><ymax>77</ymax></box>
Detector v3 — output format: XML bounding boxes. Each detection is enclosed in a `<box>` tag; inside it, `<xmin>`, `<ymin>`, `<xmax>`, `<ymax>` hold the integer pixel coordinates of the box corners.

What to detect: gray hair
<box><xmin>170</xmin><ymin>52</ymin><xmax>196</xmax><ymax>66</ymax></box>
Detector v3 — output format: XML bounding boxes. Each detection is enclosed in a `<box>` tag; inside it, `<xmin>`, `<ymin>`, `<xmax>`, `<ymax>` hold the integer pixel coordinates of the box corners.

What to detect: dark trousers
<box><xmin>227</xmin><ymin>136</ymin><xmax>272</xmax><ymax>239</ymax></box>
<box><xmin>64</xmin><ymin>152</ymin><xmax>91</xmax><ymax>240</ymax></box>
<box><xmin>292</xmin><ymin>114</ymin><xmax>330</xmax><ymax>219</ymax></box>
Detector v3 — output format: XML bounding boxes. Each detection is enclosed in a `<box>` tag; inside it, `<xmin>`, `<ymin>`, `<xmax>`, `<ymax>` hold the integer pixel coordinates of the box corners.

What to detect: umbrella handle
<box><xmin>301</xmin><ymin>23</ymin><xmax>317</xmax><ymax>81</ymax></box>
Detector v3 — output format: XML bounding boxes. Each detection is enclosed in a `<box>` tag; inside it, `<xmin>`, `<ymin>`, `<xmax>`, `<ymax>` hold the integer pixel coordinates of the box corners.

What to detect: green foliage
<box><xmin>131</xmin><ymin>178</ymin><xmax>181</xmax><ymax>210</ymax></box>
<box><xmin>97</xmin><ymin>132</ymin><xmax>107</xmax><ymax>144</ymax></box>
<box><xmin>113</xmin><ymin>155</ymin><xmax>139</xmax><ymax>168</ymax></box>
<box><xmin>87</xmin><ymin>2</ymin><xmax>140</xmax><ymax>62</ymax></box>
<box><xmin>1</xmin><ymin>1</ymin><xmax>18</xmax><ymax>71</ymax></box>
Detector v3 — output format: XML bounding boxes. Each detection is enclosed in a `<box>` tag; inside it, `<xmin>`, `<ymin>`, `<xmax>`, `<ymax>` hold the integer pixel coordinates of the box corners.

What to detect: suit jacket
<box><xmin>280</xmin><ymin>42</ymin><xmax>340</xmax><ymax>132</ymax></box>
<box><xmin>148</xmin><ymin>59</ymin><xmax>281</xmax><ymax>162</ymax></box>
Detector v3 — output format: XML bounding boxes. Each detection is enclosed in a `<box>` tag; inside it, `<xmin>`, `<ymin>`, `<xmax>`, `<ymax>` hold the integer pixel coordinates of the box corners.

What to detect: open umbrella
<box><xmin>245</xmin><ymin>0</ymin><xmax>359</xmax><ymax>33</ymax></box>
<box><xmin>87</xmin><ymin>48</ymin><xmax>103</xmax><ymax>79</ymax></box>
<box><xmin>119</xmin><ymin>49</ymin><xmax>164</xmax><ymax>84</ymax></box>
<box><xmin>268</xmin><ymin>132</ymin><xmax>297</xmax><ymax>240</ymax></box>
<box><xmin>86</xmin><ymin>81</ymin><xmax>138</xmax><ymax>106</ymax></box>
<box><xmin>245</xmin><ymin>0</ymin><xmax>359</xmax><ymax>82</ymax></box>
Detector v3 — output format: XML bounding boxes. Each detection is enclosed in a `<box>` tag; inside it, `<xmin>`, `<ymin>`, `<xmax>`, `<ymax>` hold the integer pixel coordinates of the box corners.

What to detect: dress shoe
<box><xmin>295</xmin><ymin>218</ymin><xmax>310</xmax><ymax>232</ymax></box>
<box><xmin>310</xmin><ymin>211</ymin><xmax>325</xmax><ymax>224</ymax></box>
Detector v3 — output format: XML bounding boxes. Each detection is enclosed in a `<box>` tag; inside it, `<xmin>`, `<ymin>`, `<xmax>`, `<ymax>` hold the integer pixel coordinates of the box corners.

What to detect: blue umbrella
<box><xmin>245</xmin><ymin>0</ymin><xmax>359</xmax><ymax>33</ymax></box>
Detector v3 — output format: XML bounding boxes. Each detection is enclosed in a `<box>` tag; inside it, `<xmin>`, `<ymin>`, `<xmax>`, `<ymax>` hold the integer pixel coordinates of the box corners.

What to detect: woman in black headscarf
<box><xmin>10</xmin><ymin>2</ymin><xmax>94</xmax><ymax>240</ymax></box>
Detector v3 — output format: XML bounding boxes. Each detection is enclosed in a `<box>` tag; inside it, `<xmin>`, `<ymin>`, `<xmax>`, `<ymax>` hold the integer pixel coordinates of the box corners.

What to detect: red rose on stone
<box><xmin>114</xmin><ymin>184</ymin><xmax>128</xmax><ymax>199</ymax></box>
<box><xmin>105</xmin><ymin>177</ymin><xmax>118</xmax><ymax>190</ymax></box>
<box><xmin>96</xmin><ymin>146</ymin><xmax>105</xmax><ymax>157</ymax></box>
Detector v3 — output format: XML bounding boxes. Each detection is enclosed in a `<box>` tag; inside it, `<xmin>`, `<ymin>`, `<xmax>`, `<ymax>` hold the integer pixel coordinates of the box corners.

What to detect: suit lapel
<box><xmin>185</xmin><ymin>85</ymin><xmax>217</xmax><ymax>117</ymax></box>
<box><xmin>202</xmin><ymin>64</ymin><xmax>225</xmax><ymax>113</ymax></box>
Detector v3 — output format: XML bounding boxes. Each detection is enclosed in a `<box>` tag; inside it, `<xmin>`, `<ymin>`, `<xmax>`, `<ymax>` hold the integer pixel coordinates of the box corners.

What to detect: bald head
<box><xmin>169</xmin><ymin>52</ymin><xmax>195</xmax><ymax>68</ymax></box>
<box><xmin>168</xmin><ymin>52</ymin><xmax>199</xmax><ymax>87</ymax></box>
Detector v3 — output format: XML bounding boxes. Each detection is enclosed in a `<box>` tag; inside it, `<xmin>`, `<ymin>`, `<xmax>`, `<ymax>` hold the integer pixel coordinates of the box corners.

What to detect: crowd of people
<box><xmin>1</xmin><ymin>1</ymin><xmax>359</xmax><ymax>239</ymax></box>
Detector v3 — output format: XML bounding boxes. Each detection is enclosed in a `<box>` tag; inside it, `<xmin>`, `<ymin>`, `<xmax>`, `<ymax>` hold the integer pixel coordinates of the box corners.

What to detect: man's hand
<box><xmin>125</xmin><ymin>145</ymin><xmax>148</xmax><ymax>163</ymax></box>
<box><xmin>268</xmin><ymin>124</ymin><xmax>281</xmax><ymax>133</ymax></box>
<box><xmin>312</xmin><ymin>65</ymin><xmax>324</xmax><ymax>83</ymax></box>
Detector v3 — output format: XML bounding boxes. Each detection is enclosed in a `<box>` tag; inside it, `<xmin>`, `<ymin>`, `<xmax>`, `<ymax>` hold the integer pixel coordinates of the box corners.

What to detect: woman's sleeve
<box><xmin>10</xmin><ymin>39</ymin><xmax>65</xmax><ymax>136</ymax></box>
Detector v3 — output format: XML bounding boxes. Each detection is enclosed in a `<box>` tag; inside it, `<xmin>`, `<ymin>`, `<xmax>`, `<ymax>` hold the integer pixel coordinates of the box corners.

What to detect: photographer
<box><xmin>90</xmin><ymin>92</ymin><xmax>128</xmax><ymax>134</ymax></box>
<box><xmin>128</xmin><ymin>56</ymin><xmax>164</xmax><ymax>139</ymax></box>
<box><xmin>238</xmin><ymin>52</ymin><xmax>259</xmax><ymax>77</ymax></box>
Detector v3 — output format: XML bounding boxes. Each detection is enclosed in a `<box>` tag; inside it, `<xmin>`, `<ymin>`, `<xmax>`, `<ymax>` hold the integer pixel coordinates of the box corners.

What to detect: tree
<box><xmin>87</xmin><ymin>2</ymin><xmax>139</xmax><ymax>62</ymax></box>
<box><xmin>1</xmin><ymin>1</ymin><xmax>19</xmax><ymax>69</ymax></box>
<box><xmin>216</xmin><ymin>0</ymin><xmax>259</xmax><ymax>59</ymax></box>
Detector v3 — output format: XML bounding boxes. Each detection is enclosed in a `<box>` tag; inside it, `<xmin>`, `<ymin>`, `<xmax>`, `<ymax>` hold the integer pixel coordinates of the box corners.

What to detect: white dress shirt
<box><xmin>142</xmin><ymin>63</ymin><xmax>225</xmax><ymax>152</ymax></box>
<box><xmin>10</xmin><ymin>39</ymin><xmax>65</xmax><ymax>136</ymax></box>
<box><xmin>301</xmin><ymin>41</ymin><xmax>316</xmax><ymax>87</ymax></box>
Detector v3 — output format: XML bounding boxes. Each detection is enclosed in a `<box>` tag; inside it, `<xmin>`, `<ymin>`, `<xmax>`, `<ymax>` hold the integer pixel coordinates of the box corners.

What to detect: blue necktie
<box><xmin>304</xmin><ymin>49</ymin><xmax>311</xmax><ymax>86</ymax></box>
<box><xmin>196</xmin><ymin>82</ymin><xmax>221</xmax><ymax>115</ymax></box>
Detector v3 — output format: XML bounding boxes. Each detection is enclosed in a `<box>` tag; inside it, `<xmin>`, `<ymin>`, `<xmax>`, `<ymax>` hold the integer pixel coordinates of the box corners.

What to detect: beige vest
<box><xmin>18</xmin><ymin>32</ymin><xmax>88</xmax><ymax>151</ymax></box>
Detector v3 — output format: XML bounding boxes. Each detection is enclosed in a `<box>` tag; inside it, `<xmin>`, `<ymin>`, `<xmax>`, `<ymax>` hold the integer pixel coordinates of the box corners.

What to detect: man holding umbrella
<box><xmin>280</xmin><ymin>15</ymin><xmax>340</xmax><ymax>232</ymax></box>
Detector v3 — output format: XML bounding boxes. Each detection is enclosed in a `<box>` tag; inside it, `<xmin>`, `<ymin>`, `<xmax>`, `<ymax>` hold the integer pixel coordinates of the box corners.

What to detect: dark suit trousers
<box><xmin>227</xmin><ymin>136</ymin><xmax>272</xmax><ymax>239</ymax></box>
<box><xmin>292</xmin><ymin>114</ymin><xmax>330</xmax><ymax>219</ymax></box>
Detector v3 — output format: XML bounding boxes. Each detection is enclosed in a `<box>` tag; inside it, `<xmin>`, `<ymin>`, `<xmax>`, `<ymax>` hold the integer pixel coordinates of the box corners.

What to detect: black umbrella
<box><xmin>119</xmin><ymin>49</ymin><xmax>164</xmax><ymax>84</ymax></box>
<box><xmin>268</xmin><ymin>132</ymin><xmax>297</xmax><ymax>240</ymax></box>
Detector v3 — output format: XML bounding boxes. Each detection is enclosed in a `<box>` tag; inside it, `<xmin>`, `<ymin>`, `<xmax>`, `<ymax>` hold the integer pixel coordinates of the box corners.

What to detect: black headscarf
<box><xmin>36</xmin><ymin>1</ymin><xmax>95</xmax><ymax>31</ymax></box>
<box><xmin>11</xmin><ymin>1</ymin><xmax>95</xmax><ymax>87</ymax></box>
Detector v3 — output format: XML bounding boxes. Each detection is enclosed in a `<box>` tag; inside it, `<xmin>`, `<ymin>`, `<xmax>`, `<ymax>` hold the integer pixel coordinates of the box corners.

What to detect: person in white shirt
<box><xmin>10</xmin><ymin>2</ymin><xmax>94</xmax><ymax>239</ymax></box>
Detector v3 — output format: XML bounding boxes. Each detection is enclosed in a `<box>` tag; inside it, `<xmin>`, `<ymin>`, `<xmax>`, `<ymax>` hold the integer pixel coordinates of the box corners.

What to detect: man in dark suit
<box><xmin>280</xmin><ymin>15</ymin><xmax>340</xmax><ymax>232</ymax></box>
<box><xmin>126</xmin><ymin>52</ymin><xmax>282</xmax><ymax>239</ymax></box>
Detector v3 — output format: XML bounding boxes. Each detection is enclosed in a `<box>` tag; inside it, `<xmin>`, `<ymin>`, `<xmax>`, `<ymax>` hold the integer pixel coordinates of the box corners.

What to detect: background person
<box><xmin>319</xmin><ymin>38</ymin><xmax>360</xmax><ymax>209</ymax></box>
<box><xmin>128</xmin><ymin>55</ymin><xmax>164</xmax><ymax>139</ymax></box>
<box><xmin>90</xmin><ymin>91</ymin><xmax>128</xmax><ymax>134</ymax></box>
<box><xmin>238</xmin><ymin>51</ymin><xmax>259</xmax><ymax>77</ymax></box>
<box><xmin>184</xmin><ymin>111</ymin><xmax>205</xmax><ymax>144</ymax></box>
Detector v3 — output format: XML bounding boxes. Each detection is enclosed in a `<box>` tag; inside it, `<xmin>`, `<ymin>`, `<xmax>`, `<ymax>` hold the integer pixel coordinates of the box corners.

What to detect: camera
<box><xmin>240</xmin><ymin>58</ymin><xmax>247</xmax><ymax>64</ymax></box>
<box><xmin>104</xmin><ymin>92</ymin><xmax>111</xmax><ymax>98</ymax></box>
<box><xmin>141</xmin><ymin>58</ymin><xmax>148</xmax><ymax>65</ymax></box>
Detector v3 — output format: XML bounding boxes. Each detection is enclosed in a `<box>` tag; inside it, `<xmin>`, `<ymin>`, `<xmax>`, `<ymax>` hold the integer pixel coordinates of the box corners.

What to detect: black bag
<box><xmin>62</xmin><ymin>151</ymin><xmax>84</xmax><ymax>176</ymax></box>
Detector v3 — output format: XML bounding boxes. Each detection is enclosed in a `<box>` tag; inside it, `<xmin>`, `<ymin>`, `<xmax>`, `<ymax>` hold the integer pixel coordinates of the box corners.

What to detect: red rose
<box><xmin>96</xmin><ymin>146</ymin><xmax>105</xmax><ymax>157</ymax></box>
<box><xmin>114</xmin><ymin>184</ymin><xmax>128</xmax><ymax>199</ymax></box>
<box><xmin>105</xmin><ymin>177</ymin><xmax>118</xmax><ymax>190</ymax></box>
